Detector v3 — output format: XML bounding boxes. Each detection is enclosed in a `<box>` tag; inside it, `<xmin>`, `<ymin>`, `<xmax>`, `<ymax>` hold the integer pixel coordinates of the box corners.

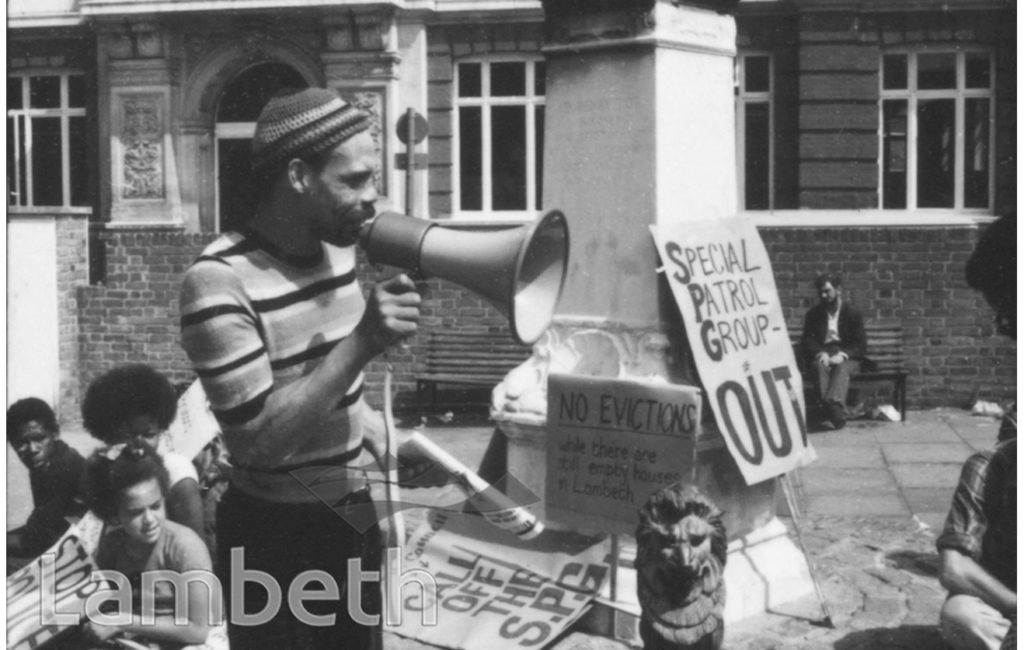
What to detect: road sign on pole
<box><xmin>397</xmin><ymin>109</ymin><xmax>429</xmax><ymax>216</ymax></box>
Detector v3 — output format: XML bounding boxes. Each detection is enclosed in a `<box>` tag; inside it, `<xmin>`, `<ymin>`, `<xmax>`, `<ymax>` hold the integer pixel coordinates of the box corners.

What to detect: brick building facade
<box><xmin>6</xmin><ymin>0</ymin><xmax>1016</xmax><ymax>425</ymax></box>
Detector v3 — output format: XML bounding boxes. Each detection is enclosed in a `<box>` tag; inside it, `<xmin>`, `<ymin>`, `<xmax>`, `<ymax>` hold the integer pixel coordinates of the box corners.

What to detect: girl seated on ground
<box><xmin>82</xmin><ymin>365</ymin><xmax>204</xmax><ymax>541</ymax></box>
<box><xmin>80</xmin><ymin>441</ymin><xmax>220</xmax><ymax>648</ymax></box>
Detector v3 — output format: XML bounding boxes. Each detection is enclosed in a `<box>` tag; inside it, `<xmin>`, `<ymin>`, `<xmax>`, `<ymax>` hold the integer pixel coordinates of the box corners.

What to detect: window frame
<box><xmin>214</xmin><ymin>121</ymin><xmax>256</xmax><ymax>233</ymax></box>
<box><xmin>7</xmin><ymin>70</ymin><xmax>89</xmax><ymax>210</ymax></box>
<box><xmin>878</xmin><ymin>48</ymin><xmax>996</xmax><ymax>212</ymax></box>
<box><xmin>452</xmin><ymin>55</ymin><xmax>546</xmax><ymax>223</ymax></box>
<box><xmin>735</xmin><ymin>51</ymin><xmax>774</xmax><ymax>211</ymax></box>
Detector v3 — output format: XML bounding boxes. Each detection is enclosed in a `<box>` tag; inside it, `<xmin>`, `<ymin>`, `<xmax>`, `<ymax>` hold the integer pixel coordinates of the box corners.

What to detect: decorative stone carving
<box><xmin>491</xmin><ymin>318</ymin><xmax>696</xmax><ymax>426</ymax></box>
<box><xmin>120</xmin><ymin>95</ymin><xmax>164</xmax><ymax>200</ymax></box>
<box><xmin>106</xmin><ymin>34</ymin><xmax>134</xmax><ymax>60</ymax></box>
<box><xmin>322</xmin><ymin>53</ymin><xmax>400</xmax><ymax>83</ymax></box>
<box><xmin>325</xmin><ymin>12</ymin><xmax>392</xmax><ymax>52</ymax></box>
<box><xmin>135</xmin><ymin>29</ymin><xmax>163</xmax><ymax>58</ymax></box>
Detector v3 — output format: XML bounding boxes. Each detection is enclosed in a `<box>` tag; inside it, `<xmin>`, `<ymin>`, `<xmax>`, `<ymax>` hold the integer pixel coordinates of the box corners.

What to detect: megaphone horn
<box><xmin>359</xmin><ymin>210</ymin><xmax>570</xmax><ymax>345</ymax></box>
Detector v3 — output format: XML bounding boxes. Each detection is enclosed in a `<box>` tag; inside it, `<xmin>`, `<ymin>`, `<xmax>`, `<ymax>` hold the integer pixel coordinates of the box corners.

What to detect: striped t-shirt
<box><xmin>180</xmin><ymin>229</ymin><xmax>374</xmax><ymax>501</ymax></box>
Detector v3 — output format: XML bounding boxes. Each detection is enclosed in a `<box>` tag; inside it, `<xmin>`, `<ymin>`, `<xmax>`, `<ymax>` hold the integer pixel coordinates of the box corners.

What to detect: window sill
<box><xmin>744</xmin><ymin>209</ymin><xmax>997</xmax><ymax>228</ymax></box>
<box><xmin>8</xmin><ymin>206</ymin><xmax>93</xmax><ymax>216</ymax></box>
<box><xmin>433</xmin><ymin>212</ymin><xmax>538</xmax><ymax>228</ymax></box>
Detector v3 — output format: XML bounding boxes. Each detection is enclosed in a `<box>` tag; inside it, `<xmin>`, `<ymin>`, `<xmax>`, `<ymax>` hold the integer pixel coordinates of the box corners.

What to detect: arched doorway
<box><xmin>216</xmin><ymin>62</ymin><xmax>307</xmax><ymax>232</ymax></box>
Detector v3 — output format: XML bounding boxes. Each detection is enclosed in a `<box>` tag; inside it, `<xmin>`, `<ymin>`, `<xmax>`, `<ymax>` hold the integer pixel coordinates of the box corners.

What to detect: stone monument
<box><xmin>490</xmin><ymin>0</ymin><xmax>817</xmax><ymax>639</ymax></box>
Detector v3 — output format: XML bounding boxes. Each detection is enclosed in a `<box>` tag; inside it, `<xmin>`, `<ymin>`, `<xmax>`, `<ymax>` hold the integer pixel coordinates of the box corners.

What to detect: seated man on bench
<box><xmin>800</xmin><ymin>272</ymin><xmax>867</xmax><ymax>430</ymax></box>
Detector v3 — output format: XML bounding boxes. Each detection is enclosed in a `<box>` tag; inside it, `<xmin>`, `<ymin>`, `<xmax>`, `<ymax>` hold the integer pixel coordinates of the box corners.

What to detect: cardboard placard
<box><xmin>164</xmin><ymin>381</ymin><xmax>221</xmax><ymax>461</ymax></box>
<box><xmin>651</xmin><ymin>218</ymin><xmax>814</xmax><ymax>485</ymax></box>
<box><xmin>392</xmin><ymin>511</ymin><xmax>608</xmax><ymax>649</ymax></box>
<box><xmin>7</xmin><ymin>515</ymin><xmax>107</xmax><ymax>650</ymax></box>
<box><xmin>545</xmin><ymin>374</ymin><xmax>700</xmax><ymax>534</ymax></box>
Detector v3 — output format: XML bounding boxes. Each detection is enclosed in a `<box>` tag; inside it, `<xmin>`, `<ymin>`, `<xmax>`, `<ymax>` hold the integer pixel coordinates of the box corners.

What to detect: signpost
<box><xmin>651</xmin><ymin>217</ymin><xmax>815</xmax><ymax>485</ymax></box>
<box><xmin>395</xmin><ymin>108</ymin><xmax>428</xmax><ymax>216</ymax></box>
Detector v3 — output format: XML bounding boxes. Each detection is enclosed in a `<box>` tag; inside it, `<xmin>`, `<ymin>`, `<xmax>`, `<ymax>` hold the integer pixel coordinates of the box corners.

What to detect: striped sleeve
<box><xmin>180</xmin><ymin>257</ymin><xmax>273</xmax><ymax>425</ymax></box>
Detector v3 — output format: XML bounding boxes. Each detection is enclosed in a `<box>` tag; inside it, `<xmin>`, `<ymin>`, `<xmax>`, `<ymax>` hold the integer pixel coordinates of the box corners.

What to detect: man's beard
<box><xmin>323</xmin><ymin>207</ymin><xmax>374</xmax><ymax>247</ymax></box>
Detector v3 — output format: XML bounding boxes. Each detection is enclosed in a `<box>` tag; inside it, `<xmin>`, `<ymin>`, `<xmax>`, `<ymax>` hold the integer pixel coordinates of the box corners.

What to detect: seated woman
<box><xmin>81</xmin><ymin>441</ymin><xmax>221</xmax><ymax>648</ymax></box>
<box><xmin>82</xmin><ymin>365</ymin><xmax>204</xmax><ymax>540</ymax></box>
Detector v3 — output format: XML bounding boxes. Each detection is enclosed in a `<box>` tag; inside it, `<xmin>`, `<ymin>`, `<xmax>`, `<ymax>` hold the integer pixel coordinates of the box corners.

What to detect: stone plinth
<box><xmin>490</xmin><ymin>0</ymin><xmax>816</xmax><ymax>636</ymax></box>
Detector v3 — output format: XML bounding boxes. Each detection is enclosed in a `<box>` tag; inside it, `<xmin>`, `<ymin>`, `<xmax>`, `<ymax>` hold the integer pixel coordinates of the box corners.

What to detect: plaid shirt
<box><xmin>937</xmin><ymin>434</ymin><xmax>1017</xmax><ymax>591</ymax></box>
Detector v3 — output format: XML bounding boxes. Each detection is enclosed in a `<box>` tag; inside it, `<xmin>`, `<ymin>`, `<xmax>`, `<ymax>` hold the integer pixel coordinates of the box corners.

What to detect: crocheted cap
<box><xmin>251</xmin><ymin>87</ymin><xmax>372</xmax><ymax>174</ymax></box>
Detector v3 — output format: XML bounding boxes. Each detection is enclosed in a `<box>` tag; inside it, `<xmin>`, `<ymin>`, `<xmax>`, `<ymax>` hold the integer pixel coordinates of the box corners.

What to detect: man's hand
<box><xmin>357</xmin><ymin>274</ymin><xmax>422</xmax><ymax>355</ymax></box>
<box><xmin>816</xmin><ymin>351</ymin><xmax>830</xmax><ymax>367</ymax></box>
<box><xmin>361</xmin><ymin>412</ymin><xmax>451</xmax><ymax>487</ymax></box>
<box><xmin>828</xmin><ymin>353</ymin><xmax>846</xmax><ymax>365</ymax></box>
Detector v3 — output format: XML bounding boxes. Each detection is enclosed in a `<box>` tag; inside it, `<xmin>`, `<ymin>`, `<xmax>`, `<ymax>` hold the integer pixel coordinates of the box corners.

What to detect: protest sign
<box><xmin>164</xmin><ymin>380</ymin><xmax>221</xmax><ymax>461</ymax></box>
<box><xmin>392</xmin><ymin>511</ymin><xmax>609</xmax><ymax>649</ymax></box>
<box><xmin>7</xmin><ymin>514</ymin><xmax>108</xmax><ymax>650</ymax></box>
<box><xmin>651</xmin><ymin>218</ymin><xmax>814</xmax><ymax>485</ymax></box>
<box><xmin>545</xmin><ymin>374</ymin><xmax>700</xmax><ymax>534</ymax></box>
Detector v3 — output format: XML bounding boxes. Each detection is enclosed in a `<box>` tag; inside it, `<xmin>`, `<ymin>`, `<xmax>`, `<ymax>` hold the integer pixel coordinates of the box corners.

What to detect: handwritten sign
<box><xmin>651</xmin><ymin>218</ymin><xmax>814</xmax><ymax>485</ymax></box>
<box><xmin>545</xmin><ymin>374</ymin><xmax>700</xmax><ymax>533</ymax></box>
<box><xmin>164</xmin><ymin>380</ymin><xmax>221</xmax><ymax>461</ymax></box>
<box><xmin>7</xmin><ymin>515</ymin><xmax>107</xmax><ymax>650</ymax></box>
<box><xmin>394</xmin><ymin>511</ymin><xmax>608</xmax><ymax>649</ymax></box>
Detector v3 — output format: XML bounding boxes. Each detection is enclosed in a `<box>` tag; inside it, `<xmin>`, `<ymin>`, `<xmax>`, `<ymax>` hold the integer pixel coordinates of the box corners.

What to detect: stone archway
<box><xmin>215</xmin><ymin>62</ymin><xmax>308</xmax><ymax>232</ymax></box>
<box><xmin>177</xmin><ymin>36</ymin><xmax>323</xmax><ymax>232</ymax></box>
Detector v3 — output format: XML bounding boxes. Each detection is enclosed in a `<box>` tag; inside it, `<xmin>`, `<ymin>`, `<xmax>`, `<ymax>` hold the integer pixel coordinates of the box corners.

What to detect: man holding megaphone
<box><xmin>180</xmin><ymin>87</ymin><xmax>429</xmax><ymax>650</ymax></box>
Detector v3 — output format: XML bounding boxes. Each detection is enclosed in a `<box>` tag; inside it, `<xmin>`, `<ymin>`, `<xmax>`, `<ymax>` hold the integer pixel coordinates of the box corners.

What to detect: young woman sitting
<box><xmin>80</xmin><ymin>441</ymin><xmax>220</xmax><ymax>648</ymax></box>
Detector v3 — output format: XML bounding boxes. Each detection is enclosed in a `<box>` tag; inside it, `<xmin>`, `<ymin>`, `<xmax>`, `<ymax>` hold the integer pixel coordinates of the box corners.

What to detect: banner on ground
<box><xmin>7</xmin><ymin>513</ymin><xmax>107</xmax><ymax>650</ymax></box>
<box><xmin>391</xmin><ymin>511</ymin><xmax>610</xmax><ymax>649</ymax></box>
<box><xmin>651</xmin><ymin>217</ymin><xmax>815</xmax><ymax>485</ymax></box>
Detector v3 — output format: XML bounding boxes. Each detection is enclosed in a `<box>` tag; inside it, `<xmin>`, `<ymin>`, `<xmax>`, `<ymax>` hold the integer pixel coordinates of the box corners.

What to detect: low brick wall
<box><xmin>68</xmin><ymin>222</ymin><xmax>1014</xmax><ymax>425</ymax></box>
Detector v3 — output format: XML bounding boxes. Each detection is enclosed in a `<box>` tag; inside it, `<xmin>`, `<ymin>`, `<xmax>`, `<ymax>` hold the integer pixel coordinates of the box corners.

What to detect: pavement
<box><xmin>384</xmin><ymin>407</ymin><xmax>1002</xmax><ymax>650</ymax></box>
<box><xmin>7</xmin><ymin>407</ymin><xmax>1005</xmax><ymax>649</ymax></box>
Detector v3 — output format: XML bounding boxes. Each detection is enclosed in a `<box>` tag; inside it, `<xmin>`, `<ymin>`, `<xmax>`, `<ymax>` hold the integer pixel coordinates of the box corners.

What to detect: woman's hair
<box><xmin>7</xmin><ymin>397</ymin><xmax>58</xmax><ymax>441</ymax></box>
<box><xmin>84</xmin><ymin>441</ymin><xmax>170</xmax><ymax>521</ymax></box>
<box><xmin>81</xmin><ymin>364</ymin><xmax>178</xmax><ymax>444</ymax></box>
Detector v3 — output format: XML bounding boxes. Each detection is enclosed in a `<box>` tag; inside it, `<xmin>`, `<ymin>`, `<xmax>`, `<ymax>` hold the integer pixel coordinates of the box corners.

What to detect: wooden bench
<box><xmin>790</xmin><ymin>322</ymin><xmax>910</xmax><ymax>422</ymax></box>
<box><xmin>416</xmin><ymin>330</ymin><xmax>533</xmax><ymax>409</ymax></box>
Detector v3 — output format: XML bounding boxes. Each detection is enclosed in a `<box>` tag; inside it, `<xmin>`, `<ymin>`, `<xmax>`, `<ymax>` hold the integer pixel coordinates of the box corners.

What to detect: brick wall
<box><xmin>70</xmin><ymin>222</ymin><xmax>1013</xmax><ymax>425</ymax></box>
<box><xmin>74</xmin><ymin>230</ymin><xmax>215</xmax><ymax>423</ymax></box>
<box><xmin>55</xmin><ymin>214</ymin><xmax>91</xmax><ymax>424</ymax></box>
<box><xmin>73</xmin><ymin>229</ymin><xmax>507</xmax><ymax>420</ymax></box>
<box><xmin>762</xmin><ymin>224</ymin><xmax>1015</xmax><ymax>409</ymax></box>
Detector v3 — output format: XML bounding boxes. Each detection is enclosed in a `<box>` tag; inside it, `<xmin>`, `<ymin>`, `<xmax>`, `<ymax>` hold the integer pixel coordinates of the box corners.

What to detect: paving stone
<box><xmin>901</xmin><ymin>487</ymin><xmax>956</xmax><ymax>514</ymax></box>
<box><xmin>880</xmin><ymin>442</ymin><xmax>974</xmax><ymax>464</ymax></box>
<box><xmin>913</xmin><ymin>511</ymin><xmax>948</xmax><ymax>533</ymax></box>
<box><xmin>807</xmin><ymin>429</ymin><xmax>882</xmax><ymax>447</ymax></box>
<box><xmin>889</xmin><ymin>463</ymin><xmax>964</xmax><ymax>489</ymax></box>
<box><xmin>812</xmin><ymin>445</ymin><xmax>885</xmax><ymax>468</ymax></box>
<box><xmin>804</xmin><ymin>495</ymin><xmax>910</xmax><ymax>517</ymax></box>
<box><xmin>877</xmin><ymin>426</ymin><xmax>963</xmax><ymax>444</ymax></box>
<box><xmin>798</xmin><ymin>467</ymin><xmax>899</xmax><ymax>496</ymax></box>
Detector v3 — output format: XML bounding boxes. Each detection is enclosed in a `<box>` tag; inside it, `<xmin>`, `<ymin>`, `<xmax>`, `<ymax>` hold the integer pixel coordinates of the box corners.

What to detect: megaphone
<box><xmin>359</xmin><ymin>210</ymin><xmax>570</xmax><ymax>345</ymax></box>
